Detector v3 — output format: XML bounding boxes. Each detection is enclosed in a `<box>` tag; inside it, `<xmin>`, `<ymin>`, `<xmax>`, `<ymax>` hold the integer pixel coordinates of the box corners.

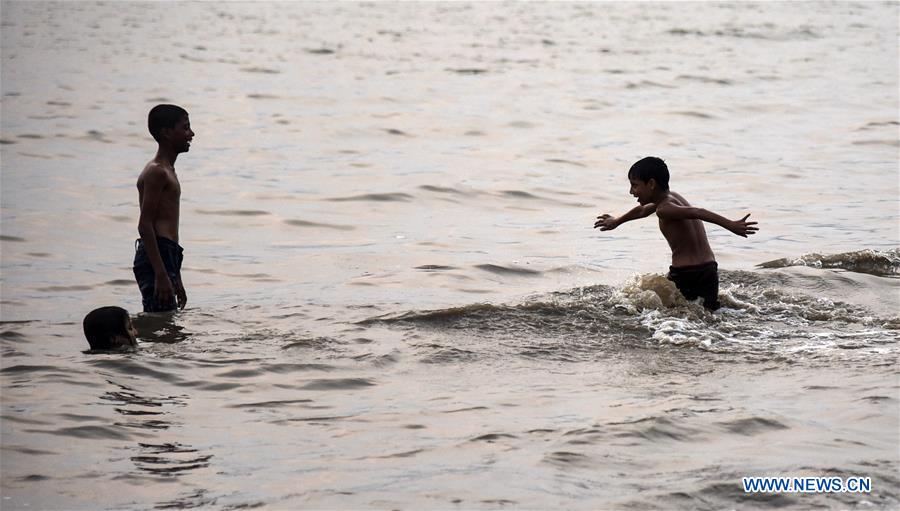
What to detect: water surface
<box><xmin>2</xmin><ymin>2</ymin><xmax>898</xmax><ymax>509</ymax></box>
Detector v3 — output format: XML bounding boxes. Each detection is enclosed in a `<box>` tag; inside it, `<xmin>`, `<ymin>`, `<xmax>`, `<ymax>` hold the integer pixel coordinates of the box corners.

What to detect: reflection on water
<box><xmin>133</xmin><ymin>443</ymin><xmax>212</xmax><ymax>476</ymax></box>
<box><xmin>132</xmin><ymin>314</ymin><xmax>190</xmax><ymax>344</ymax></box>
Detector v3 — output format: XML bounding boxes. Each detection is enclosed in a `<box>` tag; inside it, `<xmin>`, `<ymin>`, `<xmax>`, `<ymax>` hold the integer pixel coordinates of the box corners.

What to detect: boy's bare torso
<box><xmin>657</xmin><ymin>191</ymin><xmax>716</xmax><ymax>268</ymax></box>
<box><xmin>137</xmin><ymin>161</ymin><xmax>180</xmax><ymax>242</ymax></box>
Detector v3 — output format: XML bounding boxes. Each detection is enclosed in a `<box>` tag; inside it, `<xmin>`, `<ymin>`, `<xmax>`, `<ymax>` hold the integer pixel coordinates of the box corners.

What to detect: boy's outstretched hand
<box><xmin>594</xmin><ymin>214</ymin><xmax>618</xmax><ymax>231</ymax></box>
<box><xmin>727</xmin><ymin>214</ymin><xmax>759</xmax><ymax>237</ymax></box>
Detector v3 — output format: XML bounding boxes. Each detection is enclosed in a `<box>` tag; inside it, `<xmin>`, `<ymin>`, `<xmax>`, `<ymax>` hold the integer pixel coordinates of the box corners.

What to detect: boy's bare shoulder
<box><xmin>143</xmin><ymin>159</ymin><xmax>172</xmax><ymax>174</ymax></box>
<box><xmin>655</xmin><ymin>191</ymin><xmax>693</xmax><ymax>219</ymax></box>
<box><xmin>664</xmin><ymin>191</ymin><xmax>691</xmax><ymax>207</ymax></box>
<box><xmin>138</xmin><ymin>160</ymin><xmax>173</xmax><ymax>183</ymax></box>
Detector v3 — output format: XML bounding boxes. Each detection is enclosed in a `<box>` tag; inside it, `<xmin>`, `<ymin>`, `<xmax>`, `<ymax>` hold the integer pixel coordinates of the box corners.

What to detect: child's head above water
<box><xmin>628</xmin><ymin>156</ymin><xmax>670</xmax><ymax>191</ymax></box>
<box><xmin>83</xmin><ymin>306</ymin><xmax>137</xmax><ymax>351</ymax></box>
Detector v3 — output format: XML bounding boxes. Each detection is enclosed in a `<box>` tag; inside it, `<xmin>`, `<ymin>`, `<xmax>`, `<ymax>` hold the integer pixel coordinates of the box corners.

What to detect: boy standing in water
<box><xmin>134</xmin><ymin>104</ymin><xmax>194</xmax><ymax>312</ymax></box>
<box><xmin>594</xmin><ymin>157</ymin><xmax>758</xmax><ymax>310</ymax></box>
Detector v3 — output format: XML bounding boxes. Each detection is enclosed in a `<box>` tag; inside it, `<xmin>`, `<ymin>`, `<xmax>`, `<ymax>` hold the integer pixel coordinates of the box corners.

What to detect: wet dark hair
<box><xmin>83</xmin><ymin>306</ymin><xmax>131</xmax><ymax>350</ymax></box>
<box><xmin>628</xmin><ymin>156</ymin><xmax>670</xmax><ymax>191</ymax></box>
<box><xmin>148</xmin><ymin>104</ymin><xmax>188</xmax><ymax>142</ymax></box>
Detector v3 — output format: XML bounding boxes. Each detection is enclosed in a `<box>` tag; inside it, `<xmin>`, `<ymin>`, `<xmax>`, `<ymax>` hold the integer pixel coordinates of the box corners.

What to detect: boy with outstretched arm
<box><xmin>134</xmin><ymin>104</ymin><xmax>194</xmax><ymax>312</ymax></box>
<box><xmin>594</xmin><ymin>157</ymin><xmax>758</xmax><ymax>310</ymax></box>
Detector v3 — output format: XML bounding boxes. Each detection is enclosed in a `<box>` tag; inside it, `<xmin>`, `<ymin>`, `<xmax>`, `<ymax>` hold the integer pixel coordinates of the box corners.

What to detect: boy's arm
<box><xmin>656</xmin><ymin>203</ymin><xmax>758</xmax><ymax>237</ymax></box>
<box><xmin>594</xmin><ymin>203</ymin><xmax>657</xmax><ymax>231</ymax></box>
<box><xmin>137</xmin><ymin>167</ymin><xmax>177</xmax><ymax>307</ymax></box>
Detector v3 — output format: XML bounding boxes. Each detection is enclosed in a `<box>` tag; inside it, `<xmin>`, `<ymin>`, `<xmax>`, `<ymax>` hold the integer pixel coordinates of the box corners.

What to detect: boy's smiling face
<box><xmin>629</xmin><ymin>177</ymin><xmax>654</xmax><ymax>205</ymax></box>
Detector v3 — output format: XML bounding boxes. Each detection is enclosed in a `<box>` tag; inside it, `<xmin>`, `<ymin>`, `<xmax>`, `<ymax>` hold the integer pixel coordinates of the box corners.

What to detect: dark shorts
<box><xmin>668</xmin><ymin>261</ymin><xmax>720</xmax><ymax>311</ymax></box>
<box><xmin>133</xmin><ymin>237</ymin><xmax>184</xmax><ymax>313</ymax></box>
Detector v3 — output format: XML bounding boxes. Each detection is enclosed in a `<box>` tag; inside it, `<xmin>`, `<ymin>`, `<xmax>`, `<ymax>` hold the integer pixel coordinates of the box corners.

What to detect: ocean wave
<box><xmin>364</xmin><ymin>269</ymin><xmax>898</xmax><ymax>363</ymax></box>
<box><xmin>757</xmin><ymin>249</ymin><xmax>900</xmax><ymax>277</ymax></box>
<box><xmin>325</xmin><ymin>192</ymin><xmax>414</xmax><ymax>203</ymax></box>
<box><xmin>667</xmin><ymin>26</ymin><xmax>821</xmax><ymax>41</ymax></box>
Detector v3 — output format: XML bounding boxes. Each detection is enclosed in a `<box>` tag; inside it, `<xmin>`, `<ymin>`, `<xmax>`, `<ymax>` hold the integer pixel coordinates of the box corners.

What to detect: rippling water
<box><xmin>2</xmin><ymin>2</ymin><xmax>898</xmax><ymax>509</ymax></box>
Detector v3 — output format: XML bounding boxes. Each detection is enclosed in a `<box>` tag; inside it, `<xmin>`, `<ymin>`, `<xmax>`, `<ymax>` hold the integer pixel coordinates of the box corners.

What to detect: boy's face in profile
<box><xmin>103</xmin><ymin>316</ymin><xmax>138</xmax><ymax>350</ymax></box>
<box><xmin>105</xmin><ymin>317</ymin><xmax>138</xmax><ymax>350</ymax></box>
<box><xmin>118</xmin><ymin>317</ymin><xmax>138</xmax><ymax>348</ymax></box>
<box><xmin>163</xmin><ymin>115</ymin><xmax>194</xmax><ymax>153</ymax></box>
<box><xmin>629</xmin><ymin>177</ymin><xmax>654</xmax><ymax>205</ymax></box>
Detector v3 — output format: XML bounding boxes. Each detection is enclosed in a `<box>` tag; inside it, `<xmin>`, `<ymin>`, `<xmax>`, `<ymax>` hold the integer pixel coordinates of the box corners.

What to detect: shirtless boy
<box><xmin>594</xmin><ymin>157</ymin><xmax>758</xmax><ymax>310</ymax></box>
<box><xmin>134</xmin><ymin>104</ymin><xmax>194</xmax><ymax>312</ymax></box>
